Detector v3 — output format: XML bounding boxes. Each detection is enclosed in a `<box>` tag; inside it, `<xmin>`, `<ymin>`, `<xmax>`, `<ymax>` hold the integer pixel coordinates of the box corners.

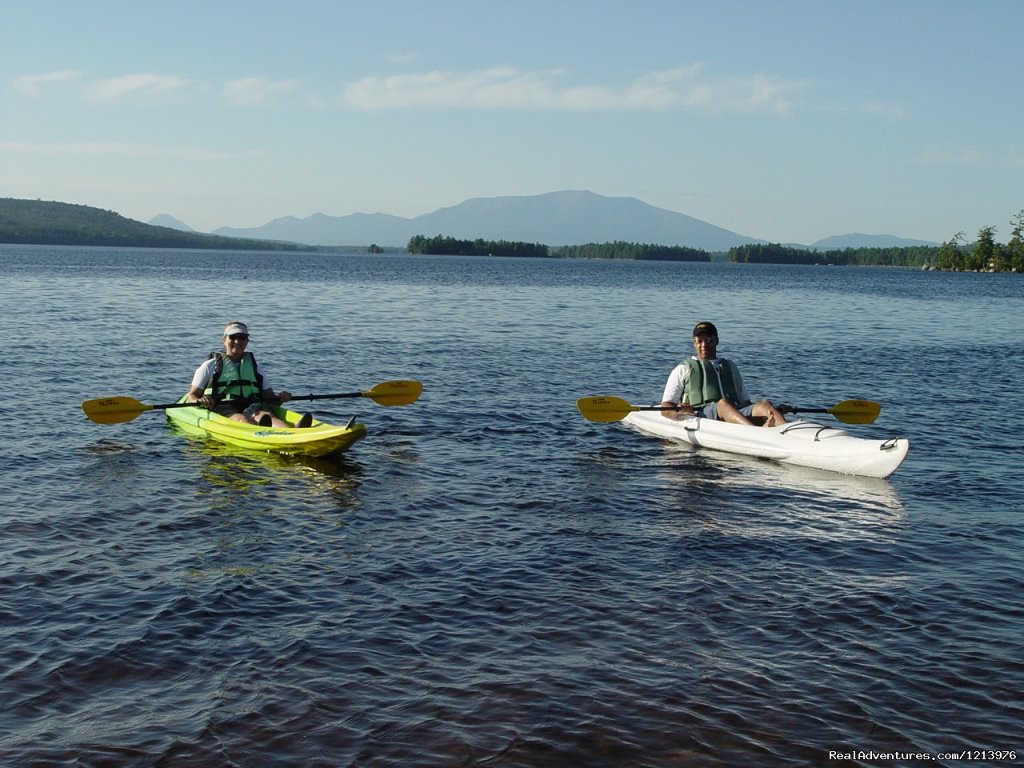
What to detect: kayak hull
<box><xmin>622</xmin><ymin>410</ymin><xmax>909</xmax><ymax>479</ymax></box>
<box><xmin>166</xmin><ymin>398</ymin><xmax>366</xmax><ymax>457</ymax></box>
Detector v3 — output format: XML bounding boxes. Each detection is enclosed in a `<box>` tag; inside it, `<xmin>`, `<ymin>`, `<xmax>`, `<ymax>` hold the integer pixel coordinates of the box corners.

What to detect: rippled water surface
<box><xmin>2</xmin><ymin>245</ymin><xmax>1022</xmax><ymax>766</ymax></box>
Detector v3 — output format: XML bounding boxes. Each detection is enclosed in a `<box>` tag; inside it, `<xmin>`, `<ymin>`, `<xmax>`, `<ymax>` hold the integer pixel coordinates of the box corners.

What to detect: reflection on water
<box><xmin>2</xmin><ymin>248</ymin><xmax>1021</xmax><ymax>766</ymax></box>
<box><xmin>168</xmin><ymin>421</ymin><xmax>366</xmax><ymax>481</ymax></box>
<box><xmin>658</xmin><ymin>440</ymin><xmax>903</xmax><ymax>505</ymax></box>
<box><xmin>584</xmin><ymin>432</ymin><xmax>905</xmax><ymax>516</ymax></box>
<box><xmin>654</xmin><ymin>441</ymin><xmax>907</xmax><ymax>549</ymax></box>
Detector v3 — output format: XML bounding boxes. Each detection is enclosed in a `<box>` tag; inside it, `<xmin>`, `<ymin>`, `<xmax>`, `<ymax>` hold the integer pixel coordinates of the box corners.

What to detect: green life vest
<box><xmin>683</xmin><ymin>357</ymin><xmax>744</xmax><ymax>409</ymax></box>
<box><xmin>205</xmin><ymin>352</ymin><xmax>263</xmax><ymax>404</ymax></box>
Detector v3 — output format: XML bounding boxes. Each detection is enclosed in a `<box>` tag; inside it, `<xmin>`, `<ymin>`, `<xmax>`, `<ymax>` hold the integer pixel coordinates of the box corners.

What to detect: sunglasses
<box><xmin>227</xmin><ymin>334</ymin><xmax>249</xmax><ymax>341</ymax></box>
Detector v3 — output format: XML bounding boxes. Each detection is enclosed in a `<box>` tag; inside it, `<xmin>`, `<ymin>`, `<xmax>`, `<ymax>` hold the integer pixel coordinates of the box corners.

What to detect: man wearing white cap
<box><xmin>185</xmin><ymin>321</ymin><xmax>311</xmax><ymax>428</ymax></box>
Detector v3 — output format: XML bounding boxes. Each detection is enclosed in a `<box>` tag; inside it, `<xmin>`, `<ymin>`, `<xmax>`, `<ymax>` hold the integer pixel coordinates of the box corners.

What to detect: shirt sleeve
<box><xmin>661</xmin><ymin>363</ymin><xmax>689</xmax><ymax>403</ymax></box>
<box><xmin>190</xmin><ymin>358</ymin><xmax>217</xmax><ymax>391</ymax></box>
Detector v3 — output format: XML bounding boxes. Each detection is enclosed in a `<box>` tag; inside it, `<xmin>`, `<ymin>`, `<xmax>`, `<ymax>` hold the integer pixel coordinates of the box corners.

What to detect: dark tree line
<box><xmin>406</xmin><ymin>236</ymin><xmax>712</xmax><ymax>261</ymax></box>
<box><xmin>729</xmin><ymin>210</ymin><xmax>1024</xmax><ymax>272</ymax></box>
<box><xmin>553</xmin><ymin>241</ymin><xmax>709</xmax><ymax>261</ymax></box>
<box><xmin>407</xmin><ymin>235</ymin><xmax>549</xmax><ymax>258</ymax></box>
<box><xmin>728</xmin><ymin>242</ymin><xmax>939</xmax><ymax>267</ymax></box>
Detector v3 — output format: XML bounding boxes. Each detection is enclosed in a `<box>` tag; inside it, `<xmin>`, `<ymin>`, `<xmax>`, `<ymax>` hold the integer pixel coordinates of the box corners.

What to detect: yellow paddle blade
<box><xmin>81</xmin><ymin>396</ymin><xmax>153</xmax><ymax>424</ymax></box>
<box><xmin>364</xmin><ymin>380</ymin><xmax>423</xmax><ymax>406</ymax></box>
<box><xmin>828</xmin><ymin>399</ymin><xmax>881</xmax><ymax>425</ymax></box>
<box><xmin>576</xmin><ymin>396</ymin><xmax>636</xmax><ymax>423</ymax></box>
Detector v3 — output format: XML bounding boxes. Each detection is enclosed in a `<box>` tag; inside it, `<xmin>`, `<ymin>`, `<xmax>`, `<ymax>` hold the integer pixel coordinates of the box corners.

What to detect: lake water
<box><xmin>1</xmin><ymin>245</ymin><xmax>1022</xmax><ymax>767</ymax></box>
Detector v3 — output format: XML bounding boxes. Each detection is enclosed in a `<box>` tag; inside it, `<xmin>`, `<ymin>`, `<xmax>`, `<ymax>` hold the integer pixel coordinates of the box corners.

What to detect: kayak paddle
<box><xmin>778</xmin><ymin>399</ymin><xmax>881</xmax><ymax>424</ymax></box>
<box><xmin>576</xmin><ymin>396</ymin><xmax>881</xmax><ymax>425</ymax></box>
<box><xmin>576</xmin><ymin>396</ymin><xmax>674</xmax><ymax>423</ymax></box>
<box><xmin>82</xmin><ymin>380</ymin><xmax>423</xmax><ymax>425</ymax></box>
<box><xmin>288</xmin><ymin>379</ymin><xmax>423</xmax><ymax>407</ymax></box>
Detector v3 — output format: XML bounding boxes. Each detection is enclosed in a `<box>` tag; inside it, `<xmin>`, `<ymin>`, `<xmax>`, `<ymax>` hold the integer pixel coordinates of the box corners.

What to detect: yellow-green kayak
<box><xmin>165</xmin><ymin>397</ymin><xmax>366</xmax><ymax>457</ymax></box>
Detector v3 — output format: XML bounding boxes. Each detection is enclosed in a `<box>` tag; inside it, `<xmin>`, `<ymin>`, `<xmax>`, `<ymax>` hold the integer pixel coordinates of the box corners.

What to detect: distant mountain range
<box><xmin>190</xmin><ymin>190</ymin><xmax>935</xmax><ymax>251</ymax></box>
<box><xmin>808</xmin><ymin>233</ymin><xmax>937</xmax><ymax>249</ymax></box>
<box><xmin>0</xmin><ymin>192</ymin><xmax>936</xmax><ymax>252</ymax></box>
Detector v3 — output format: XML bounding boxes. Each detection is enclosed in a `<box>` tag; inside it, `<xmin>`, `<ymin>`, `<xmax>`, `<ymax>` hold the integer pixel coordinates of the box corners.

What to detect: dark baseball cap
<box><xmin>692</xmin><ymin>321</ymin><xmax>718</xmax><ymax>337</ymax></box>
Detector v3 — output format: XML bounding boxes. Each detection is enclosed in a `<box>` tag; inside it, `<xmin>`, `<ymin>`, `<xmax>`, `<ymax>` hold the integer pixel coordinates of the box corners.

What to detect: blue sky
<box><xmin>2</xmin><ymin>0</ymin><xmax>1021</xmax><ymax>244</ymax></box>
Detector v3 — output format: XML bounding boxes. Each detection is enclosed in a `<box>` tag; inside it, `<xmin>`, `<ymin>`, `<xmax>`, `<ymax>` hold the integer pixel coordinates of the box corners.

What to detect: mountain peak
<box><xmin>149</xmin><ymin>213</ymin><xmax>197</xmax><ymax>233</ymax></box>
<box><xmin>811</xmin><ymin>233</ymin><xmax>938</xmax><ymax>249</ymax></box>
<box><xmin>214</xmin><ymin>190</ymin><xmax>761</xmax><ymax>250</ymax></box>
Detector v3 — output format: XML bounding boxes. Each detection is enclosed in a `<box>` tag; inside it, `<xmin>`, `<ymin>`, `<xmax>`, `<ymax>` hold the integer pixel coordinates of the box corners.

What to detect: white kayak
<box><xmin>622</xmin><ymin>410</ymin><xmax>909</xmax><ymax>479</ymax></box>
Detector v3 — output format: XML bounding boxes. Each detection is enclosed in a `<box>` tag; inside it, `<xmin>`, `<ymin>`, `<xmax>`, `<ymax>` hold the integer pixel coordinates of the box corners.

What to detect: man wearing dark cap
<box><xmin>659</xmin><ymin>321</ymin><xmax>786</xmax><ymax>427</ymax></box>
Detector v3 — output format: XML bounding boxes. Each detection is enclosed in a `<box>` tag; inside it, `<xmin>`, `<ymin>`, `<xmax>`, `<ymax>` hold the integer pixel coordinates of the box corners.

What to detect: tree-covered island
<box><xmin>406</xmin><ymin>235</ymin><xmax>549</xmax><ymax>258</ymax></box>
<box><xmin>406</xmin><ymin>235</ymin><xmax>711</xmax><ymax>261</ymax></box>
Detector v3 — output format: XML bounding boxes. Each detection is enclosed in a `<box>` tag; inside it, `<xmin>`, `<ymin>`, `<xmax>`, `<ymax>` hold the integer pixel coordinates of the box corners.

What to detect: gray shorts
<box><xmin>700</xmin><ymin>402</ymin><xmax>753</xmax><ymax>420</ymax></box>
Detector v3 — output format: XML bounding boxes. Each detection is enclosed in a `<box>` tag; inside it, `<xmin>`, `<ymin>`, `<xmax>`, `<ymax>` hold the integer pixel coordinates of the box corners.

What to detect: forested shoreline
<box><xmin>407</xmin><ymin>229</ymin><xmax>1024</xmax><ymax>272</ymax></box>
<box><xmin>729</xmin><ymin>213</ymin><xmax>1024</xmax><ymax>272</ymax></box>
<box><xmin>553</xmin><ymin>241</ymin><xmax>709</xmax><ymax>261</ymax></box>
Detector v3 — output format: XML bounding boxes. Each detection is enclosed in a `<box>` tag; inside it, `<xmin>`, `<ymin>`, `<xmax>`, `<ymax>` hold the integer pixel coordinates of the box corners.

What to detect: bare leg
<box><xmin>715</xmin><ymin>398</ymin><xmax>755</xmax><ymax>426</ymax></box>
<box><xmin>228</xmin><ymin>410</ymin><xmax>290</xmax><ymax>427</ymax></box>
<box><xmin>751</xmin><ymin>399</ymin><xmax>786</xmax><ymax>427</ymax></box>
<box><xmin>715</xmin><ymin>398</ymin><xmax>786</xmax><ymax>427</ymax></box>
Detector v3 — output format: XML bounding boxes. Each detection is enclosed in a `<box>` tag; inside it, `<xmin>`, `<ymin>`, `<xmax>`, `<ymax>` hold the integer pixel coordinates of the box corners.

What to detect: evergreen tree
<box><xmin>937</xmin><ymin>232</ymin><xmax>966</xmax><ymax>270</ymax></box>
<box><xmin>970</xmin><ymin>226</ymin><xmax>998</xmax><ymax>271</ymax></box>
<box><xmin>1007</xmin><ymin>210</ymin><xmax>1024</xmax><ymax>272</ymax></box>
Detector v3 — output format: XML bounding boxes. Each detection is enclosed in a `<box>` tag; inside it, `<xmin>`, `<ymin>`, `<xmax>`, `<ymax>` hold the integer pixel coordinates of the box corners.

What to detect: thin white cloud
<box><xmin>13</xmin><ymin>65</ymin><xmax>804</xmax><ymax>115</ymax></box>
<box><xmin>344</xmin><ymin>64</ymin><xmax>805</xmax><ymax>114</ymax></box>
<box><xmin>14</xmin><ymin>70</ymin><xmax>84</xmax><ymax>94</ymax></box>
<box><xmin>0</xmin><ymin>141</ymin><xmax>259</xmax><ymax>161</ymax></box>
<box><xmin>652</xmin><ymin>65</ymin><xmax>805</xmax><ymax>114</ymax></box>
<box><xmin>383</xmin><ymin>52</ymin><xmax>418</xmax><ymax>66</ymax></box>
<box><xmin>818</xmin><ymin>98</ymin><xmax>907</xmax><ymax>120</ymax></box>
<box><xmin>344</xmin><ymin>67</ymin><xmax>552</xmax><ymax>109</ymax></box>
<box><xmin>920</xmin><ymin>147</ymin><xmax>984</xmax><ymax>165</ymax></box>
<box><xmin>222</xmin><ymin>77</ymin><xmax>303</xmax><ymax>106</ymax></box>
<box><xmin>919</xmin><ymin>143</ymin><xmax>1024</xmax><ymax>168</ymax></box>
<box><xmin>82</xmin><ymin>74</ymin><xmax>194</xmax><ymax>103</ymax></box>
<box><xmin>858</xmin><ymin>99</ymin><xmax>907</xmax><ymax>119</ymax></box>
